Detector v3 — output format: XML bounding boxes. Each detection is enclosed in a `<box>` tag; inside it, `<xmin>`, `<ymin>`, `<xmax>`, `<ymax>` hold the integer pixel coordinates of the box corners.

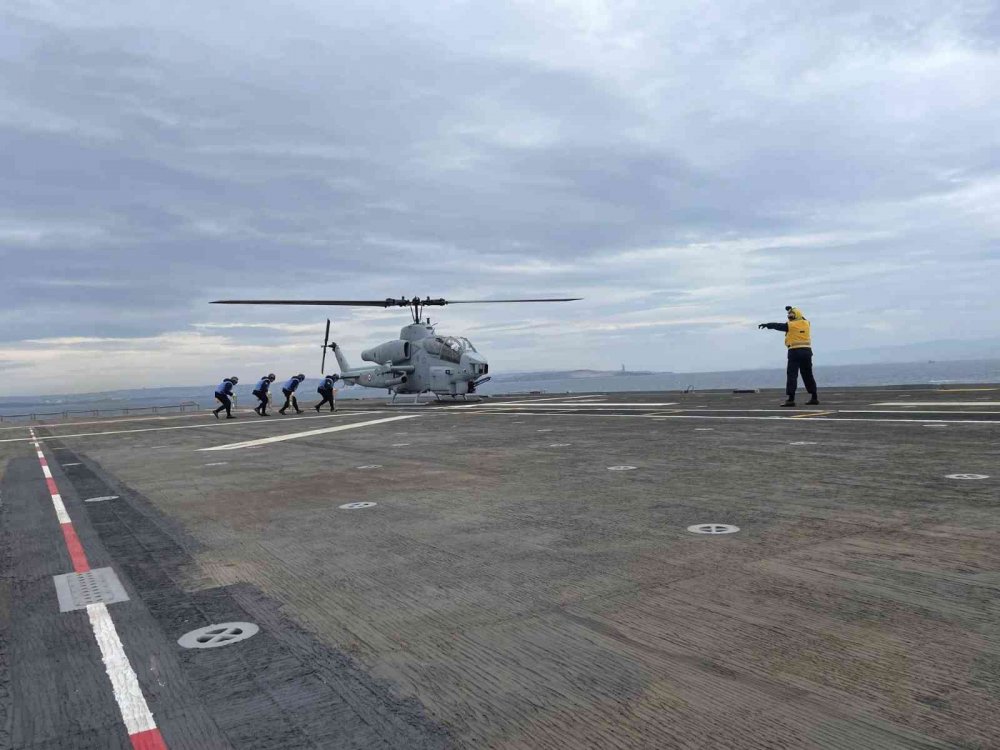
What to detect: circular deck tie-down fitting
<box><xmin>687</xmin><ymin>524</ymin><xmax>740</xmax><ymax>535</ymax></box>
<box><xmin>340</xmin><ymin>502</ymin><xmax>377</xmax><ymax>509</ymax></box>
<box><xmin>178</xmin><ymin>622</ymin><xmax>259</xmax><ymax>649</ymax></box>
<box><xmin>945</xmin><ymin>474</ymin><xmax>989</xmax><ymax>480</ymax></box>
<box><xmin>355</xmin><ymin>465</ymin><xmax>382</xmax><ymax>470</ymax></box>
<box><xmin>607</xmin><ymin>465</ymin><xmax>637</xmax><ymax>471</ymax></box>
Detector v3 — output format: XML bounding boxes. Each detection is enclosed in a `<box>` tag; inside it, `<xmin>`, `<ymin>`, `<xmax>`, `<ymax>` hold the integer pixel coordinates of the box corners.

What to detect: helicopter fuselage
<box><xmin>332</xmin><ymin>322</ymin><xmax>489</xmax><ymax>397</ymax></box>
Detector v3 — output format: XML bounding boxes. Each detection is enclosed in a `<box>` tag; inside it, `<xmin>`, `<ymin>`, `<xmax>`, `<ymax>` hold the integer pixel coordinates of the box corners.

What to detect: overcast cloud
<box><xmin>3</xmin><ymin>0</ymin><xmax>999</xmax><ymax>394</ymax></box>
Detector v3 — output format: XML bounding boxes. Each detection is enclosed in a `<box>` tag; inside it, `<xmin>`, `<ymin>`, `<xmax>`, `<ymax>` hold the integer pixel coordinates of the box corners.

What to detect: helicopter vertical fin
<box><xmin>330</xmin><ymin>342</ymin><xmax>354</xmax><ymax>375</ymax></box>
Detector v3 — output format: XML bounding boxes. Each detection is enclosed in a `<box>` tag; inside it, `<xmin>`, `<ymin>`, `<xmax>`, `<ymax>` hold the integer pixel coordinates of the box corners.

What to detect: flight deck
<box><xmin>1</xmin><ymin>387</ymin><xmax>998</xmax><ymax>749</ymax></box>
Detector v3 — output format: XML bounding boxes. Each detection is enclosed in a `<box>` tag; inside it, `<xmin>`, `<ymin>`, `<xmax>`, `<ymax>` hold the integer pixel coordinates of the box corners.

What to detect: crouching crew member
<box><xmin>316</xmin><ymin>375</ymin><xmax>337</xmax><ymax>412</ymax></box>
<box><xmin>213</xmin><ymin>376</ymin><xmax>239</xmax><ymax>419</ymax></box>
<box><xmin>758</xmin><ymin>306</ymin><xmax>819</xmax><ymax>407</ymax></box>
<box><xmin>253</xmin><ymin>373</ymin><xmax>276</xmax><ymax>416</ymax></box>
<box><xmin>279</xmin><ymin>374</ymin><xmax>306</xmax><ymax>415</ymax></box>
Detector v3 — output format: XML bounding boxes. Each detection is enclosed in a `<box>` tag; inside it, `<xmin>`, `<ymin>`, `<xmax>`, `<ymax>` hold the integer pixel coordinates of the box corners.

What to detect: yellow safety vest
<box><xmin>785</xmin><ymin>318</ymin><xmax>811</xmax><ymax>349</ymax></box>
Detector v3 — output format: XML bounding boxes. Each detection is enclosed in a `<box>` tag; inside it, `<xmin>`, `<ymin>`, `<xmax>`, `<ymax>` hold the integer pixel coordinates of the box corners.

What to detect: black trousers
<box><xmin>214</xmin><ymin>393</ymin><xmax>233</xmax><ymax>417</ymax></box>
<box><xmin>280</xmin><ymin>389</ymin><xmax>299</xmax><ymax>412</ymax></box>
<box><xmin>316</xmin><ymin>389</ymin><xmax>335</xmax><ymax>410</ymax></box>
<box><xmin>786</xmin><ymin>348</ymin><xmax>817</xmax><ymax>398</ymax></box>
<box><xmin>253</xmin><ymin>389</ymin><xmax>269</xmax><ymax>414</ymax></box>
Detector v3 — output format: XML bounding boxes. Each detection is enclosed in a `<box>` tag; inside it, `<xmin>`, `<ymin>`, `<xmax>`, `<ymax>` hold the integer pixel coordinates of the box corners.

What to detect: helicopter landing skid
<box><xmin>387</xmin><ymin>392</ymin><xmax>431</xmax><ymax>407</ymax></box>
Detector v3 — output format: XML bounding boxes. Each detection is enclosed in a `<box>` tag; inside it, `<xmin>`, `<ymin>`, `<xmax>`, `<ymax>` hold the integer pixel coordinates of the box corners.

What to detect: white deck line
<box><xmin>469</xmin><ymin>402</ymin><xmax>679</xmax><ymax>408</ymax></box>
<box><xmin>472</xmin><ymin>412</ymin><xmax>998</xmax><ymax>425</ymax></box>
<box><xmin>0</xmin><ymin>411</ymin><xmax>383</xmax><ymax>444</ymax></box>
<box><xmin>87</xmin><ymin>603</ymin><xmax>158</xmax><ymax>735</ymax></box>
<box><xmin>200</xmin><ymin>414</ymin><xmax>422</xmax><ymax>451</ymax></box>
<box><xmin>871</xmin><ymin>402</ymin><xmax>1000</xmax><ymax>406</ymax></box>
<box><xmin>450</xmin><ymin>395</ymin><xmax>606</xmax><ymax>409</ymax></box>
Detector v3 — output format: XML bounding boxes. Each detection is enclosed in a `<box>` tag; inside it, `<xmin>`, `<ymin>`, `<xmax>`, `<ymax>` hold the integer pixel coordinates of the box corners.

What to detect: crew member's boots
<box><xmin>314</xmin><ymin>403</ymin><xmax>321</xmax><ymax>412</ymax></box>
<box><xmin>213</xmin><ymin>409</ymin><xmax>221</xmax><ymax>419</ymax></box>
<box><xmin>806</xmin><ymin>394</ymin><xmax>820</xmax><ymax>405</ymax></box>
<box><xmin>278</xmin><ymin>408</ymin><xmax>286</xmax><ymax>415</ymax></box>
<box><xmin>780</xmin><ymin>399</ymin><xmax>796</xmax><ymax>408</ymax></box>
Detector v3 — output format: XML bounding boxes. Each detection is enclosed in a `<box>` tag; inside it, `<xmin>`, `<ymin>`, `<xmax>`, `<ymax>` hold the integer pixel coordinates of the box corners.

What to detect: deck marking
<box><xmin>85</xmin><ymin>495</ymin><xmax>120</xmax><ymax>503</ymax></box>
<box><xmin>340</xmin><ymin>502</ymin><xmax>377</xmax><ymax>509</ymax></box>
<box><xmin>791</xmin><ymin>411</ymin><xmax>834</xmax><ymax>418</ymax></box>
<box><xmin>871</xmin><ymin>401</ymin><xmax>1000</xmax><ymax>406</ymax></box>
<box><xmin>945</xmin><ymin>473</ymin><xmax>989</xmax><ymax>480</ymax></box>
<box><xmin>451</xmin><ymin>394</ymin><xmax>606</xmax><ymax>408</ymax></box>
<box><xmin>474</xmin><ymin>402</ymin><xmax>678</xmax><ymax>408</ymax></box>
<box><xmin>200</xmin><ymin>415</ymin><xmax>421</xmax><ymax>451</ymax></box>
<box><xmin>472</xmin><ymin>412</ymin><xmax>1000</xmax><ymax>425</ymax></box>
<box><xmin>28</xmin><ymin>429</ymin><xmax>169</xmax><ymax>750</ymax></box>
<box><xmin>62</xmin><ymin>462</ymin><xmax>83</xmax><ymax>466</ymax></box>
<box><xmin>0</xmin><ymin>410</ymin><xmax>384</xmax><ymax>444</ymax></box>
<box><xmin>87</xmin><ymin>603</ymin><xmax>162</xmax><ymax>738</ymax></box>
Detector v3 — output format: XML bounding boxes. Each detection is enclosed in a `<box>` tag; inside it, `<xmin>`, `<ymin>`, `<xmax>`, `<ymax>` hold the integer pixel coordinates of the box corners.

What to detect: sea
<box><xmin>2</xmin><ymin>358</ymin><xmax>999</xmax><ymax>420</ymax></box>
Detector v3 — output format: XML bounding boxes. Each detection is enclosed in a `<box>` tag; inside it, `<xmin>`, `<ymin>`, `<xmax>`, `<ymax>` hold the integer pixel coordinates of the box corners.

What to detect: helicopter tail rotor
<box><xmin>320</xmin><ymin>318</ymin><xmax>332</xmax><ymax>374</ymax></box>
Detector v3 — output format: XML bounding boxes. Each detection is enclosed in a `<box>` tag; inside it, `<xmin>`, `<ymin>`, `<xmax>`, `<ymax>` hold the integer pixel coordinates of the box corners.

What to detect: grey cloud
<box><xmin>2</xmin><ymin>1</ymin><xmax>999</xmax><ymax>391</ymax></box>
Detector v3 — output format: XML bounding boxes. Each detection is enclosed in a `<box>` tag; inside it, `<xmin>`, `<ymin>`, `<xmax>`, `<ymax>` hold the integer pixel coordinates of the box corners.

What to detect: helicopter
<box><xmin>211</xmin><ymin>295</ymin><xmax>580</xmax><ymax>401</ymax></box>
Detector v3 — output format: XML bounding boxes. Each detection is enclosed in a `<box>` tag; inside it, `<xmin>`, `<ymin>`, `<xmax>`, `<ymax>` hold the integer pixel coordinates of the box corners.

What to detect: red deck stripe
<box><xmin>45</xmin><ymin>477</ymin><xmax>59</xmax><ymax>496</ymax></box>
<box><xmin>130</xmin><ymin>728</ymin><xmax>169</xmax><ymax>750</ymax></box>
<box><xmin>60</xmin><ymin>523</ymin><xmax>91</xmax><ymax>573</ymax></box>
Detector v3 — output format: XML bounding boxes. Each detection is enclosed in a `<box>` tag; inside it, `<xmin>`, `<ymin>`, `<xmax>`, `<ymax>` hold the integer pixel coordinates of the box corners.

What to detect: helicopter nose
<box><xmin>463</xmin><ymin>353</ymin><xmax>489</xmax><ymax>376</ymax></box>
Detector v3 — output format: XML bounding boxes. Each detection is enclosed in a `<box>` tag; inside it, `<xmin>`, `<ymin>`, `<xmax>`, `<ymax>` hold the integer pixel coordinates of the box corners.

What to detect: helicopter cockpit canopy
<box><xmin>424</xmin><ymin>335</ymin><xmax>476</xmax><ymax>363</ymax></box>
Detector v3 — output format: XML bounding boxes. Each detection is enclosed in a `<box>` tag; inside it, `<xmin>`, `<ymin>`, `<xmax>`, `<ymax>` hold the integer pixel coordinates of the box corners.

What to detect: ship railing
<box><xmin>0</xmin><ymin>402</ymin><xmax>202</xmax><ymax>423</ymax></box>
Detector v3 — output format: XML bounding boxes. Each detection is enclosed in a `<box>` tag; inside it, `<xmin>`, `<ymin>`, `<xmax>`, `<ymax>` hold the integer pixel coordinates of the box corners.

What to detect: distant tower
<box><xmin>621</xmin><ymin>364</ymin><xmax>625</xmax><ymax>373</ymax></box>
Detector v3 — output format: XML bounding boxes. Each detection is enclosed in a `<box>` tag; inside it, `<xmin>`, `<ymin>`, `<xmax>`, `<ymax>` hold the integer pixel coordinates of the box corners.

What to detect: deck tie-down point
<box><xmin>687</xmin><ymin>524</ymin><xmax>740</xmax><ymax>535</ymax></box>
<box><xmin>178</xmin><ymin>622</ymin><xmax>259</xmax><ymax>649</ymax></box>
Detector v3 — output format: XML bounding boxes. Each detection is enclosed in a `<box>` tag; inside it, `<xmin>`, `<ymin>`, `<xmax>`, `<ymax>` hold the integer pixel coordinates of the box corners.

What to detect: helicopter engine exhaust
<box><xmin>362</xmin><ymin>340</ymin><xmax>411</xmax><ymax>365</ymax></box>
<box><xmin>383</xmin><ymin>375</ymin><xmax>408</xmax><ymax>387</ymax></box>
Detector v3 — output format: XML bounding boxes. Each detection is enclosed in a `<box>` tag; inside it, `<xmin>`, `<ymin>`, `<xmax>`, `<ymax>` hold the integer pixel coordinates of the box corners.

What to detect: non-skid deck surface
<box><xmin>2</xmin><ymin>387</ymin><xmax>998</xmax><ymax>748</ymax></box>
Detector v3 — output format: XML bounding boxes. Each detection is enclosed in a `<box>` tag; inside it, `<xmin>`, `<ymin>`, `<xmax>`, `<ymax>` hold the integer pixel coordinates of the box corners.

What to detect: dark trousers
<box><xmin>786</xmin><ymin>348</ymin><xmax>817</xmax><ymax>398</ymax></box>
<box><xmin>280</xmin><ymin>389</ymin><xmax>299</xmax><ymax>412</ymax></box>
<box><xmin>253</xmin><ymin>389</ymin><xmax>269</xmax><ymax>414</ymax></box>
<box><xmin>316</xmin><ymin>389</ymin><xmax>335</xmax><ymax>411</ymax></box>
<box><xmin>213</xmin><ymin>393</ymin><xmax>233</xmax><ymax>417</ymax></box>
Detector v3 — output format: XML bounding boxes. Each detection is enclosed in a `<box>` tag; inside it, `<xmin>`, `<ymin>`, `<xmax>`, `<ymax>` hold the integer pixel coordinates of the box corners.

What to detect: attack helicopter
<box><xmin>211</xmin><ymin>295</ymin><xmax>580</xmax><ymax>401</ymax></box>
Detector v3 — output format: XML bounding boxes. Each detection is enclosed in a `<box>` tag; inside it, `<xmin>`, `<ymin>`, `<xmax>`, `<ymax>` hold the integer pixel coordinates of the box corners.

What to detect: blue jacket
<box><xmin>215</xmin><ymin>380</ymin><xmax>234</xmax><ymax>396</ymax></box>
<box><xmin>282</xmin><ymin>377</ymin><xmax>301</xmax><ymax>392</ymax></box>
<box><xmin>318</xmin><ymin>378</ymin><xmax>335</xmax><ymax>393</ymax></box>
<box><xmin>254</xmin><ymin>377</ymin><xmax>271</xmax><ymax>393</ymax></box>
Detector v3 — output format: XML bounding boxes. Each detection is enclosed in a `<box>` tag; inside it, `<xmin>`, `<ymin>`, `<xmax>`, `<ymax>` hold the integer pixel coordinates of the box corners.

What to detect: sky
<box><xmin>2</xmin><ymin>1</ymin><xmax>999</xmax><ymax>395</ymax></box>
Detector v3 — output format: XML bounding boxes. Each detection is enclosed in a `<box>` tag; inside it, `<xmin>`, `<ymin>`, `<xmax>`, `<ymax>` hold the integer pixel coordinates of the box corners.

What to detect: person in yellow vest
<box><xmin>758</xmin><ymin>305</ymin><xmax>819</xmax><ymax>407</ymax></box>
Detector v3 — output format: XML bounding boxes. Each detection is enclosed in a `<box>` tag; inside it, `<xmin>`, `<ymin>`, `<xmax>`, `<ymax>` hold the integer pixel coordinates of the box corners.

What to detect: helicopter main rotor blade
<box><xmin>212</xmin><ymin>299</ymin><xmax>414</xmax><ymax>307</ymax></box>
<box><xmin>446</xmin><ymin>298</ymin><xmax>581</xmax><ymax>304</ymax></box>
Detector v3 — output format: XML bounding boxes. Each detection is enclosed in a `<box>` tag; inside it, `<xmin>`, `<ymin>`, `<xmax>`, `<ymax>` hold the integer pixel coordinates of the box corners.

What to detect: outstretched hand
<box><xmin>758</xmin><ymin>323</ymin><xmax>767</xmax><ymax>329</ymax></box>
